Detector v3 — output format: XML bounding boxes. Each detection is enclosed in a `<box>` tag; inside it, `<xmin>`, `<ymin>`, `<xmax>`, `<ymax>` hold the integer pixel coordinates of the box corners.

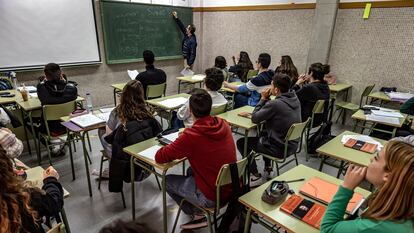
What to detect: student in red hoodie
<box><xmin>155</xmin><ymin>88</ymin><xmax>236</xmax><ymax>230</ymax></box>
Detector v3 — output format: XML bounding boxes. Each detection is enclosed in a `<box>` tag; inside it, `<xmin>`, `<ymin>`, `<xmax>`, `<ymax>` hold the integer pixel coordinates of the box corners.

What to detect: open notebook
<box><xmin>70</xmin><ymin>114</ymin><xmax>105</xmax><ymax>128</ymax></box>
<box><xmin>299</xmin><ymin>177</ymin><xmax>365</xmax><ymax>215</ymax></box>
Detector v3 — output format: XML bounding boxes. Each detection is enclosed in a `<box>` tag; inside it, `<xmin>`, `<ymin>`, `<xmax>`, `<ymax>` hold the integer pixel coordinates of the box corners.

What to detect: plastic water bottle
<box><xmin>86</xmin><ymin>93</ymin><xmax>93</xmax><ymax>113</ymax></box>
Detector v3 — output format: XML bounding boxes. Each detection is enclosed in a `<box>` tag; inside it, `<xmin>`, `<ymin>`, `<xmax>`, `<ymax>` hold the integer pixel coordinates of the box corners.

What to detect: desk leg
<box><xmin>243</xmin><ymin>209</ymin><xmax>252</xmax><ymax>233</ymax></box>
<box><xmin>352</xmin><ymin>119</ymin><xmax>358</xmax><ymax>132</ymax></box>
<box><xmin>113</xmin><ymin>89</ymin><xmax>117</xmax><ymax>106</ymax></box>
<box><xmin>392</xmin><ymin>127</ymin><xmax>397</xmax><ymax>138</ymax></box>
<box><xmin>336</xmin><ymin>161</ymin><xmax>345</xmax><ymax>178</ymax></box>
<box><xmin>131</xmin><ymin>157</ymin><xmax>136</xmax><ymax>220</ymax></box>
<box><xmin>20</xmin><ymin>108</ymin><xmax>32</xmax><ymax>155</ymax></box>
<box><xmin>342</xmin><ymin>89</ymin><xmax>350</xmax><ymax>125</ymax></box>
<box><xmin>61</xmin><ymin>207</ymin><xmax>71</xmax><ymax>233</ymax></box>
<box><xmin>81</xmin><ymin>132</ymin><xmax>93</xmax><ymax>197</ymax></box>
<box><xmin>28</xmin><ymin>111</ymin><xmax>40</xmax><ymax>165</ymax></box>
<box><xmin>178</xmin><ymin>80</ymin><xmax>181</xmax><ymax>94</ymax></box>
<box><xmin>162</xmin><ymin>170</ymin><xmax>168</xmax><ymax>233</ymax></box>
<box><xmin>243</xmin><ymin>130</ymin><xmax>249</xmax><ymax>158</ymax></box>
<box><xmin>319</xmin><ymin>155</ymin><xmax>326</xmax><ymax>172</ymax></box>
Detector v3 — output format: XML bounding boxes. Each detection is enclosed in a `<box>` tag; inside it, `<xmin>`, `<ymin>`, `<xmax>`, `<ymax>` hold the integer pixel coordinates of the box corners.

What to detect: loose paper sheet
<box><xmin>162</xmin><ymin>131</ymin><xmax>180</xmax><ymax>142</ymax></box>
<box><xmin>127</xmin><ymin>70</ymin><xmax>139</xmax><ymax>80</ymax></box>
<box><xmin>191</xmin><ymin>74</ymin><xmax>206</xmax><ymax>81</ymax></box>
<box><xmin>96</xmin><ymin>112</ymin><xmax>111</xmax><ymax>122</ymax></box>
<box><xmin>158</xmin><ymin>97</ymin><xmax>188</xmax><ymax>108</ymax></box>
<box><xmin>138</xmin><ymin>145</ymin><xmax>162</xmax><ymax>160</ymax></box>
<box><xmin>180</xmin><ymin>68</ymin><xmax>194</xmax><ymax>76</ymax></box>
<box><xmin>70</xmin><ymin>114</ymin><xmax>105</xmax><ymax>128</ymax></box>
<box><xmin>365</xmin><ymin>114</ymin><xmax>400</xmax><ymax>125</ymax></box>
<box><xmin>371</xmin><ymin>110</ymin><xmax>404</xmax><ymax>118</ymax></box>
<box><xmin>99</xmin><ymin>107</ymin><xmax>115</xmax><ymax>113</ymax></box>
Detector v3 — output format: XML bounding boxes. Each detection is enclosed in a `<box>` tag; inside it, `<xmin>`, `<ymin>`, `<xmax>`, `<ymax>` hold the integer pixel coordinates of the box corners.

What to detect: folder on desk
<box><xmin>280</xmin><ymin>194</ymin><xmax>326</xmax><ymax>229</ymax></box>
<box><xmin>344</xmin><ymin>138</ymin><xmax>377</xmax><ymax>154</ymax></box>
<box><xmin>70</xmin><ymin>114</ymin><xmax>105</xmax><ymax>128</ymax></box>
<box><xmin>299</xmin><ymin>177</ymin><xmax>365</xmax><ymax>215</ymax></box>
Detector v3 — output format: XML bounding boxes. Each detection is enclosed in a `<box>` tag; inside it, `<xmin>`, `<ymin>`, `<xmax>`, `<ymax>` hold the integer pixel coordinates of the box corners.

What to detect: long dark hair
<box><xmin>276</xmin><ymin>55</ymin><xmax>299</xmax><ymax>84</ymax></box>
<box><xmin>237</xmin><ymin>51</ymin><xmax>254</xmax><ymax>82</ymax></box>
<box><xmin>0</xmin><ymin>149</ymin><xmax>39</xmax><ymax>233</ymax></box>
<box><xmin>116</xmin><ymin>80</ymin><xmax>154</xmax><ymax>123</ymax></box>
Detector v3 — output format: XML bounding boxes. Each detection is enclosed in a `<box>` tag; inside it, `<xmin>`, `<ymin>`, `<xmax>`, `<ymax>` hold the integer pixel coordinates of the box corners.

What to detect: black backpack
<box><xmin>307</xmin><ymin>121</ymin><xmax>334</xmax><ymax>154</ymax></box>
<box><xmin>217</xmin><ymin>163</ymin><xmax>250</xmax><ymax>233</ymax></box>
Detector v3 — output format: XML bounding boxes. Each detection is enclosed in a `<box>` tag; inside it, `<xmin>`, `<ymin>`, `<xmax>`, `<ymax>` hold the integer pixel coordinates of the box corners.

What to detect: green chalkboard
<box><xmin>100</xmin><ymin>0</ymin><xmax>193</xmax><ymax>64</ymax></box>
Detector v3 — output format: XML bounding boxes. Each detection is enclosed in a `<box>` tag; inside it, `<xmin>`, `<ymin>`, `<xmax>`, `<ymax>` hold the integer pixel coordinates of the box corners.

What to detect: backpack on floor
<box><xmin>217</xmin><ymin>163</ymin><xmax>250</xmax><ymax>233</ymax></box>
<box><xmin>307</xmin><ymin>121</ymin><xmax>334</xmax><ymax>154</ymax></box>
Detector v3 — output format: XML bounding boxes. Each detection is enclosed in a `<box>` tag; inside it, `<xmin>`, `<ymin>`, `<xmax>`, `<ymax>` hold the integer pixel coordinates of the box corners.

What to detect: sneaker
<box><xmin>250</xmin><ymin>173</ymin><xmax>264</xmax><ymax>188</ymax></box>
<box><xmin>262</xmin><ymin>168</ymin><xmax>274</xmax><ymax>181</ymax></box>
<box><xmin>180</xmin><ymin>215</ymin><xmax>207</xmax><ymax>230</ymax></box>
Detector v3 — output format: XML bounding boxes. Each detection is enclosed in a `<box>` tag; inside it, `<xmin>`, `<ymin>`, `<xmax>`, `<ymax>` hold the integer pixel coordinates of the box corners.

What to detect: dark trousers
<box><xmin>234</xmin><ymin>93</ymin><xmax>249</xmax><ymax>109</ymax></box>
<box><xmin>236</xmin><ymin>137</ymin><xmax>283</xmax><ymax>174</ymax></box>
<box><xmin>170</xmin><ymin>111</ymin><xmax>184</xmax><ymax>130</ymax></box>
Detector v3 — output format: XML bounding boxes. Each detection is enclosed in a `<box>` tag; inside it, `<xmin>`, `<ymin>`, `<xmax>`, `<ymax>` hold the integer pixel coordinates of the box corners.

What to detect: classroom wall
<box><xmin>194</xmin><ymin>6</ymin><xmax>414</xmax><ymax>110</ymax></box>
<box><xmin>14</xmin><ymin>0</ymin><xmax>189</xmax><ymax>107</ymax></box>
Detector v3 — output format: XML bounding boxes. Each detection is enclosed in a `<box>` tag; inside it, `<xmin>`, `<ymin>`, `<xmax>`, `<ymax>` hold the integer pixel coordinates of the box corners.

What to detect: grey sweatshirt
<box><xmin>252</xmin><ymin>91</ymin><xmax>302</xmax><ymax>155</ymax></box>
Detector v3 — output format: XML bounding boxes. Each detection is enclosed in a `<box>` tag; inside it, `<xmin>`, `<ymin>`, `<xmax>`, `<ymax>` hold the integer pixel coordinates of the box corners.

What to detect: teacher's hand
<box><xmin>172</xmin><ymin>11</ymin><xmax>178</xmax><ymax>18</ymax></box>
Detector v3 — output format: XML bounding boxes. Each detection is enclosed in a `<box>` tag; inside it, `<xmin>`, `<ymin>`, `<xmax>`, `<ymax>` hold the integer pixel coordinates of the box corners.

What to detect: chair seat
<box><xmin>100</xmin><ymin>150</ymin><xmax>111</xmax><ymax>160</ymax></box>
<box><xmin>335</xmin><ymin>101</ymin><xmax>359</xmax><ymax>111</ymax></box>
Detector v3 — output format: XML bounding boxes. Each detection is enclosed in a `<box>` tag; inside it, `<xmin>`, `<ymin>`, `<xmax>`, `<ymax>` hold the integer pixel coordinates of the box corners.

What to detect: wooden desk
<box><xmin>146</xmin><ymin>93</ymin><xmax>190</xmax><ymax>126</ymax></box>
<box><xmin>368</xmin><ymin>91</ymin><xmax>391</xmax><ymax>105</ymax></box>
<box><xmin>217</xmin><ymin>106</ymin><xmax>256</xmax><ymax>157</ymax></box>
<box><xmin>176</xmin><ymin>75</ymin><xmax>204</xmax><ymax>93</ymax></box>
<box><xmin>60</xmin><ymin>117</ymin><xmax>106</xmax><ymax>197</ymax></box>
<box><xmin>317</xmin><ymin>131</ymin><xmax>387</xmax><ymax>177</ymax></box>
<box><xmin>0</xmin><ymin>89</ymin><xmax>21</xmax><ymax>104</ymax></box>
<box><xmin>351</xmin><ymin>109</ymin><xmax>407</xmax><ymax>137</ymax></box>
<box><xmin>110</xmin><ymin>82</ymin><xmax>127</xmax><ymax>106</ymax></box>
<box><xmin>239</xmin><ymin>165</ymin><xmax>371</xmax><ymax>233</ymax></box>
<box><xmin>123</xmin><ymin>137</ymin><xmax>185</xmax><ymax>233</ymax></box>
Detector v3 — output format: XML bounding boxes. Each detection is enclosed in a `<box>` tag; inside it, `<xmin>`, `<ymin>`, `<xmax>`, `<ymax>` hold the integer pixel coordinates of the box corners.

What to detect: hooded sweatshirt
<box><xmin>292</xmin><ymin>82</ymin><xmax>330</xmax><ymax>126</ymax></box>
<box><xmin>237</xmin><ymin>69</ymin><xmax>275</xmax><ymax>106</ymax></box>
<box><xmin>252</xmin><ymin>91</ymin><xmax>302</xmax><ymax>155</ymax></box>
<box><xmin>37</xmin><ymin>79</ymin><xmax>77</xmax><ymax>134</ymax></box>
<box><xmin>155</xmin><ymin>116</ymin><xmax>236</xmax><ymax>201</ymax></box>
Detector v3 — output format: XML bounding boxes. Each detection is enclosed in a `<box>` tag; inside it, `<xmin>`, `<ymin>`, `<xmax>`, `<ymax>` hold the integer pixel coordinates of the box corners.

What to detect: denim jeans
<box><xmin>166</xmin><ymin>168</ymin><xmax>215</xmax><ymax>215</ymax></box>
<box><xmin>234</xmin><ymin>93</ymin><xmax>249</xmax><ymax>109</ymax></box>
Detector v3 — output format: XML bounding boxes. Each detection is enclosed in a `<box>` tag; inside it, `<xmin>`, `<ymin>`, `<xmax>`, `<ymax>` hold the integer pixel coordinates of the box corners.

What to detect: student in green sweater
<box><xmin>321</xmin><ymin>140</ymin><xmax>414</xmax><ymax>233</ymax></box>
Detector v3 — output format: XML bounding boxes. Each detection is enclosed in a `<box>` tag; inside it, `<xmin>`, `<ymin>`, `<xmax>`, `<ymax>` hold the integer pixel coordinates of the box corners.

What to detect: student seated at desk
<box><xmin>104</xmin><ymin>80</ymin><xmax>162</xmax><ymax>192</ymax></box>
<box><xmin>224</xmin><ymin>53</ymin><xmax>274</xmax><ymax>108</ymax></box>
<box><xmin>214</xmin><ymin>56</ymin><xmax>230</xmax><ymax>81</ymax></box>
<box><xmin>321</xmin><ymin>140</ymin><xmax>414</xmax><ymax>233</ymax></box>
<box><xmin>229</xmin><ymin>51</ymin><xmax>254</xmax><ymax>82</ymax></box>
<box><xmin>236</xmin><ymin>73</ymin><xmax>301</xmax><ymax>185</ymax></box>
<box><xmin>0</xmin><ymin>151</ymin><xmax>64</xmax><ymax>233</ymax></box>
<box><xmin>155</xmin><ymin>89</ymin><xmax>236</xmax><ymax>230</ymax></box>
<box><xmin>275</xmin><ymin>55</ymin><xmax>299</xmax><ymax>87</ymax></box>
<box><xmin>292</xmin><ymin>62</ymin><xmax>330</xmax><ymax>126</ymax></box>
<box><xmin>174</xmin><ymin>68</ymin><xmax>227</xmax><ymax>128</ymax></box>
<box><xmin>31</xmin><ymin>63</ymin><xmax>77</xmax><ymax>155</ymax></box>
<box><xmin>135</xmin><ymin>50</ymin><xmax>167</xmax><ymax>99</ymax></box>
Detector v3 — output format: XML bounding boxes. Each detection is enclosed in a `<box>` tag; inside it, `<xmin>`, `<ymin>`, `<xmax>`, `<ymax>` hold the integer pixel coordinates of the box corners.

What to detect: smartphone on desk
<box><xmin>0</xmin><ymin>92</ymin><xmax>15</xmax><ymax>98</ymax></box>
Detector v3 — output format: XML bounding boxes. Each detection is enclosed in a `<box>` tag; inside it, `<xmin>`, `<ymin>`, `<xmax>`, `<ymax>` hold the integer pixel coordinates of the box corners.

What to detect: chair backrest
<box><xmin>285</xmin><ymin>118</ymin><xmax>310</xmax><ymax>142</ymax></box>
<box><xmin>210</xmin><ymin>103</ymin><xmax>227</xmax><ymax>116</ymax></box>
<box><xmin>312</xmin><ymin>99</ymin><xmax>326</xmax><ymax>115</ymax></box>
<box><xmin>214</xmin><ymin>158</ymin><xmax>248</xmax><ymax>210</ymax></box>
<box><xmin>47</xmin><ymin>223</ymin><xmax>64</xmax><ymax>233</ymax></box>
<box><xmin>146</xmin><ymin>83</ymin><xmax>166</xmax><ymax>100</ymax></box>
<box><xmin>246</xmin><ymin>69</ymin><xmax>258</xmax><ymax>80</ymax></box>
<box><xmin>42</xmin><ymin>101</ymin><xmax>76</xmax><ymax>136</ymax></box>
<box><xmin>359</xmin><ymin>84</ymin><xmax>375</xmax><ymax>107</ymax></box>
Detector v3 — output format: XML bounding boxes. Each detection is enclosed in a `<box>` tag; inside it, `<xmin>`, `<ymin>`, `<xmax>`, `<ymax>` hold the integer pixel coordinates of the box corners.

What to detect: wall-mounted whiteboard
<box><xmin>0</xmin><ymin>0</ymin><xmax>101</xmax><ymax>71</ymax></box>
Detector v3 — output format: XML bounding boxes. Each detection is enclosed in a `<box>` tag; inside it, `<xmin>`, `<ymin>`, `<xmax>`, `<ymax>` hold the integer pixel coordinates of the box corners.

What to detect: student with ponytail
<box><xmin>321</xmin><ymin>140</ymin><xmax>414</xmax><ymax>233</ymax></box>
<box><xmin>292</xmin><ymin>62</ymin><xmax>330</xmax><ymax>126</ymax></box>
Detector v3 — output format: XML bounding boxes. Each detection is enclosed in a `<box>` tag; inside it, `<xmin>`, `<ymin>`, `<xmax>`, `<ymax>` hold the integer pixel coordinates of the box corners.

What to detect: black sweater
<box><xmin>174</xmin><ymin>17</ymin><xmax>197</xmax><ymax>66</ymax></box>
<box><xmin>292</xmin><ymin>82</ymin><xmax>330</xmax><ymax>126</ymax></box>
<box><xmin>135</xmin><ymin>65</ymin><xmax>167</xmax><ymax>98</ymax></box>
<box><xmin>21</xmin><ymin>177</ymin><xmax>64</xmax><ymax>233</ymax></box>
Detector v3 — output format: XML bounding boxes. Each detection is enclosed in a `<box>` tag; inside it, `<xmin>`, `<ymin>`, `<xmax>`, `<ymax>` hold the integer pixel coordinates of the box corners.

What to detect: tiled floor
<box><xmin>20</xmin><ymin>122</ymin><xmax>354</xmax><ymax>233</ymax></box>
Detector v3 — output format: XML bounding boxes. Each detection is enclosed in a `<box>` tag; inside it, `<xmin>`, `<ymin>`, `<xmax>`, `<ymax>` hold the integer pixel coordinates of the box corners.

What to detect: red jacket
<box><xmin>155</xmin><ymin>116</ymin><xmax>236</xmax><ymax>201</ymax></box>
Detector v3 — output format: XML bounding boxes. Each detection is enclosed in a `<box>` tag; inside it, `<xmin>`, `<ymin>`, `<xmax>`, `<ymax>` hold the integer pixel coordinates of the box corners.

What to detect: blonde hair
<box><xmin>362</xmin><ymin>140</ymin><xmax>414</xmax><ymax>221</ymax></box>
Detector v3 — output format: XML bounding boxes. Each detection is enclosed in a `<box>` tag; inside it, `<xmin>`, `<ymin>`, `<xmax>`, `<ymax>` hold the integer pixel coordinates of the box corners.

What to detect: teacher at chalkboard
<box><xmin>172</xmin><ymin>11</ymin><xmax>197</xmax><ymax>70</ymax></box>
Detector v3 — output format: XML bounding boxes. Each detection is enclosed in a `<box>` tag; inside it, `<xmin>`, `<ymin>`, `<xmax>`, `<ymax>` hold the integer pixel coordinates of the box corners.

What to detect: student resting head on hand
<box><xmin>321</xmin><ymin>140</ymin><xmax>414</xmax><ymax>233</ymax></box>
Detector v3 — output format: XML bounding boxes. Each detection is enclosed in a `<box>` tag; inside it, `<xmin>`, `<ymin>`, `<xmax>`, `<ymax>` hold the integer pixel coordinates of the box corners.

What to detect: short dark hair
<box><xmin>257</xmin><ymin>53</ymin><xmax>271</xmax><ymax>69</ymax></box>
<box><xmin>308</xmin><ymin>63</ymin><xmax>330</xmax><ymax>82</ymax></box>
<box><xmin>143</xmin><ymin>50</ymin><xmax>155</xmax><ymax>65</ymax></box>
<box><xmin>189</xmin><ymin>88</ymin><xmax>212</xmax><ymax>118</ymax></box>
<box><xmin>44</xmin><ymin>63</ymin><xmax>61</xmax><ymax>81</ymax></box>
<box><xmin>204</xmin><ymin>68</ymin><xmax>224</xmax><ymax>91</ymax></box>
<box><xmin>214</xmin><ymin>56</ymin><xmax>227</xmax><ymax>69</ymax></box>
<box><xmin>272</xmin><ymin>73</ymin><xmax>291</xmax><ymax>93</ymax></box>
<box><xmin>99</xmin><ymin>220</ymin><xmax>155</xmax><ymax>233</ymax></box>
<box><xmin>188</xmin><ymin>24</ymin><xmax>196</xmax><ymax>34</ymax></box>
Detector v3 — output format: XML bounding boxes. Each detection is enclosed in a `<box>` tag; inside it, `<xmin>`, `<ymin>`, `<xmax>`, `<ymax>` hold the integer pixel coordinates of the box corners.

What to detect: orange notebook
<box><xmin>299</xmin><ymin>177</ymin><xmax>365</xmax><ymax>215</ymax></box>
<box><xmin>280</xmin><ymin>194</ymin><xmax>326</xmax><ymax>229</ymax></box>
<box><xmin>344</xmin><ymin>138</ymin><xmax>377</xmax><ymax>154</ymax></box>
